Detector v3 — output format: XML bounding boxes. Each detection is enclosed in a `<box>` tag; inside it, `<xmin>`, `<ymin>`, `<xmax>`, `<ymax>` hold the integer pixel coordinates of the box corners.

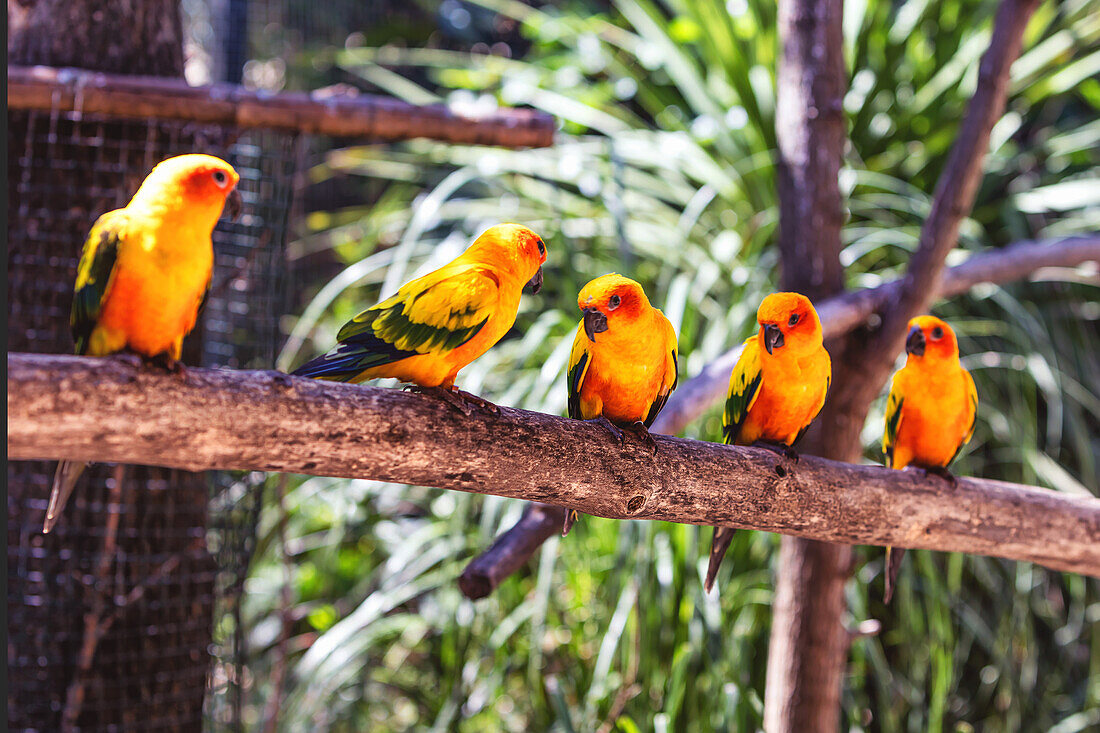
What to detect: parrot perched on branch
<box><xmin>292</xmin><ymin>223</ymin><xmax>547</xmax><ymax>414</ymax></box>
<box><xmin>705</xmin><ymin>292</ymin><xmax>831</xmax><ymax>593</ymax></box>
<box><xmin>562</xmin><ymin>273</ymin><xmax>679</xmax><ymax>536</ymax></box>
<box><xmin>881</xmin><ymin>315</ymin><xmax>977</xmax><ymax>603</ymax></box>
<box><xmin>45</xmin><ymin>153</ymin><xmax>243</xmax><ymax>533</ymax></box>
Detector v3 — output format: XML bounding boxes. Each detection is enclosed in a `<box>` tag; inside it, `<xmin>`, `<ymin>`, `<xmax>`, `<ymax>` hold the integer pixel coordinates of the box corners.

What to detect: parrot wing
<box><xmin>882</xmin><ymin>375</ymin><xmax>905</xmax><ymax>469</ymax></box>
<box><xmin>643</xmin><ymin>317</ymin><xmax>679</xmax><ymax>427</ymax></box>
<box><xmin>722</xmin><ymin>337</ymin><xmax>763</xmax><ymax>445</ymax></box>
<box><xmin>293</xmin><ymin>262</ymin><xmax>496</xmax><ymax>381</ymax></box>
<box><xmin>948</xmin><ymin>368</ymin><xmax>978</xmax><ymax>465</ymax></box>
<box><xmin>566</xmin><ymin>323</ymin><xmax>593</xmax><ymax>420</ymax></box>
<box><xmin>71</xmin><ymin>210</ymin><xmax>128</xmax><ymax>356</ymax></box>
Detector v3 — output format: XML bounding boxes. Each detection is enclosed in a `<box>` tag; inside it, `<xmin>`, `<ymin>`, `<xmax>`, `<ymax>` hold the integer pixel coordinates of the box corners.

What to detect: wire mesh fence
<box><xmin>6</xmin><ymin>105</ymin><xmax>299</xmax><ymax>731</ymax></box>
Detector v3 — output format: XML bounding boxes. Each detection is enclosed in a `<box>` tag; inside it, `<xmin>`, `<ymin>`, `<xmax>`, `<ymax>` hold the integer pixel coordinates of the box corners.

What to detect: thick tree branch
<box><xmin>8</xmin><ymin>353</ymin><xmax>1100</xmax><ymax>578</ymax></box>
<box><xmin>656</xmin><ymin>234</ymin><xmax>1100</xmax><ymax>436</ymax></box>
<box><xmin>7</xmin><ymin>65</ymin><xmax>556</xmax><ymax>148</ymax></box>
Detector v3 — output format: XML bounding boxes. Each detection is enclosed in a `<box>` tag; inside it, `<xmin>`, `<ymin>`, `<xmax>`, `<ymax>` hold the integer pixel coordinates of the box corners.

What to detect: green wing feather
<box><xmin>71</xmin><ymin>211</ymin><xmax>127</xmax><ymax>356</ymax></box>
<box><xmin>643</xmin><ymin>349</ymin><xmax>678</xmax><ymax>427</ymax></box>
<box><xmin>722</xmin><ymin>337</ymin><xmax>763</xmax><ymax>445</ymax></box>
<box><xmin>948</xmin><ymin>368</ymin><xmax>979</xmax><ymax>466</ymax></box>
<box><xmin>566</xmin><ymin>324</ymin><xmax>593</xmax><ymax>420</ymax></box>
<box><xmin>882</xmin><ymin>378</ymin><xmax>905</xmax><ymax>469</ymax></box>
<box><xmin>293</xmin><ymin>263</ymin><xmax>496</xmax><ymax>381</ymax></box>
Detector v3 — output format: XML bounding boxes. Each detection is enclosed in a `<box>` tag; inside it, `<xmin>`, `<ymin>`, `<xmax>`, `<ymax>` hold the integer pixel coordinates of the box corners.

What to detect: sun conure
<box><xmin>292</xmin><ymin>223</ymin><xmax>547</xmax><ymax>413</ymax></box>
<box><xmin>881</xmin><ymin>315</ymin><xmax>977</xmax><ymax>603</ymax></box>
<box><xmin>44</xmin><ymin>153</ymin><xmax>242</xmax><ymax>533</ymax></box>
<box><xmin>705</xmin><ymin>292</ymin><xmax>831</xmax><ymax>593</ymax></box>
<box><xmin>562</xmin><ymin>274</ymin><xmax>679</xmax><ymax>535</ymax></box>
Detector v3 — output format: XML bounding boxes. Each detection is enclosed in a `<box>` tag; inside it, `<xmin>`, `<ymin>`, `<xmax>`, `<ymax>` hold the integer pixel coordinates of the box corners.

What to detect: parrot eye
<box><xmin>212</xmin><ymin>170</ymin><xmax>228</xmax><ymax>185</ymax></box>
<box><xmin>931</xmin><ymin>326</ymin><xmax>944</xmax><ymax>340</ymax></box>
<box><xmin>536</xmin><ymin>238</ymin><xmax>545</xmax><ymax>256</ymax></box>
<box><xmin>608</xmin><ymin>294</ymin><xmax>621</xmax><ymax>310</ymax></box>
<box><xmin>788</xmin><ymin>313</ymin><xmax>800</xmax><ymax>326</ymax></box>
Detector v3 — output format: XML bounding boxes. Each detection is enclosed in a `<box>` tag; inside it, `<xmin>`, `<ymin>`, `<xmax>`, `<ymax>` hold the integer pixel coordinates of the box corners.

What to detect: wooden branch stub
<box><xmin>7</xmin><ymin>65</ymin><xmax>556</xmax><ymax>148</ymax></box>
<box><xmin>8</xmin><ymin>353</ymin><xmax>1100</xmax><ymax>578</ymax></box>
<box><xmin>458</xmin><ymin>503</ymin><xmax>566</xmax><ymax>600</ymax></box>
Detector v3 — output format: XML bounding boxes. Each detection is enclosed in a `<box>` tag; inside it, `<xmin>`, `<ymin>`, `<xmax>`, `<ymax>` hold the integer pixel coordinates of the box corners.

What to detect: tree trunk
<box><xmin>764</xmin><ymin>0</ymin><xmax>1044</xmax><ymax>729</ymax></box>
<box><xmin>765</xmin><ymin>0</ymin><xmax>851</xmax><ymax>730</ymax></box>
<box><xmin>6</xmin><ymin>4</ymin><xmax>216</xmax><ymax>731</ymax></box>
<box><xmin>8</xmin><ymin>0</ymin><xmax>184</xmax><ymax>74</ymax></box>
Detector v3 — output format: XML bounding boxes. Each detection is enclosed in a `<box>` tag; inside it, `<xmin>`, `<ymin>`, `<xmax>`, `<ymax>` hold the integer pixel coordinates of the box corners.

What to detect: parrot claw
<box><xmin>587</xmin><ymin>416</ymin><xmax>625</xmax><ymax>445</ymax></box>
<box><xmin>624</xmin><ymin>421</ymin><xmax>659</xmax><ymax>455</ymax></box>
<box><xmin>407</xmin><ymin>385</ymin><xmax>473</xmax><ymax>416</ymax></box>
<box><xmin>451</xmin><ymin>388</ymin><xmax>501</xmax><ymax>415</ymax></box>
<box><xmin>925</xmin><ymin>466</ymin><xmax>957</xmax><ymax>487</ymax></box>
<box><xmin>115</xmin><ymin>352</ymin><xmax>145</xmax><ymax>370</ymax></box>
<box><xmin>753</xmin><ymin>440</ymin><xmax>799</xmax><ymax>463</ymax></box>
<box><xmin>406</xmin><ymin>385</ymin><xmax>500</xmax><ymax>416</ymax></box>
<box><xmin>146</xmin><ymin>352</ymin><xmax>185</xmax><ymax>374</ymax></box>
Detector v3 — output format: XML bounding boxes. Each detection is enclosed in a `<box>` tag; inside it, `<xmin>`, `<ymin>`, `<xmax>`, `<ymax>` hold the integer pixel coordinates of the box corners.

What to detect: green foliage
<box><xmin>244</xmin><ymin>0</ymin><xmax>1099</xmax><ymax>729</ymax></box>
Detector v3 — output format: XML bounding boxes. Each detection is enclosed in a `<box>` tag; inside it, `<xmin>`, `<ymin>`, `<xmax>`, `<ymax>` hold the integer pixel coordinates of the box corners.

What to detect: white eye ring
<box><xmin>213</xmin><ymin>170</ymin><xmax>228</xmax><ymax>186</ymax></box>
<box><xmin>608</xmin><ymin>294</ymin><xmax>621</xmax><ymax>310</ymax></box>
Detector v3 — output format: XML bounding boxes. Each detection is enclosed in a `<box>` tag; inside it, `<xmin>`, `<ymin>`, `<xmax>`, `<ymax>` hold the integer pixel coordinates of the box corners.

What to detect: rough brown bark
<box><xmin>766</xmin><ymin>0</ymin><xmax>851</xmax><ymax>728</ymax></box>
<box><xmin>8</xmin><ymin>65</ymin><xmax>557</xmax><ymax>148</ymax></box>
<box><xmin>8</xmin><ymin>353</ymin><xmax>1100</xmax><ymax>577</ymax></box>
<box><xmin>8</xmin><ymin>0</ymin><xmax>184</xmax><ymax>75</ymax></box>
<box><xmin>458</xmin><ymin>233</ymin><xmax>1100</xmax><ymax>598</ymax></box>
<box><xmin>774</xmin><ymin>0</ymin><xmax>847</xmax><ymax>303</ymax></box>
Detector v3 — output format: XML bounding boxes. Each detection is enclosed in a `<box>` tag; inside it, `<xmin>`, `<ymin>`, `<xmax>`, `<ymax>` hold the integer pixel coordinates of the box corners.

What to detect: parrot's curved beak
<box><xmin>583</xmin><ymin>307</ymin><xmax>608</xmax><ymax>343</ymax></box>
<box><xmin>763</xmin><ymin>323</ymin><xmax>784</xmax><ymax>355</ymax></box>
<box><xmin>527</xmin><ymin>266</ymin><xmax>543</xmax><ymax>294</ymax></box>
<box><xmin>225</xmin><ymin>188</ymin><xmax>243</xmax><ymax>221</ymax></box>
<box><xmin>905</xmin><ymin>325</ymin><xmax>925</xmax><ymax>356</ymax></box>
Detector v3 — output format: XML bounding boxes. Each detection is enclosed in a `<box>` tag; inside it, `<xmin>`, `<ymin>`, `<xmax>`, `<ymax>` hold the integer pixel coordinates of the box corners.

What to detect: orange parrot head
<box><xmin>132</xmin><ymin>153</ymin><xmax>242</xmax><ymax>222</ymax></box>
<box><xmin>905</xmin><ymin>315</ymin><xmax>959</xmax><ymax>362</ymax></box>
<box><xmin>465</xmin><ymin>223</ymin><xmax>547</xmax><ymax>294</ymax></box>
<box><xmin>577</xmin><ymin>273</ymin><xmax>650</xmax><ymax>342</ymax></box>
<box><xmin>755</xmin><ymin>292</ymin><xmax>822</xmax><ymax>357</ymax></box>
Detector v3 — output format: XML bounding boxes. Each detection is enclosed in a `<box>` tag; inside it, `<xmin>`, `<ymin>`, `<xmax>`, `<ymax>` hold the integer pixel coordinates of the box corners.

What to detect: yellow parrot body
<box><xmin>881</xmin><ymin>315</ymin><xmax>977</xmax><ymax>602</ymax></box>
<box><xmin>562</xmin><ymin>274</ymin><xmax>679</xmax><ymax>535</ymax></box>
<box><xmin>45</xmin><ymin>153</ymin><xmax>242</xmax><ymax>533</ymax></box>
<box><xmin>706</xmin><ymin>292</ymin><xmax>831</xmax><ymax>592</ymax></box>
<box><xmin>82</xmin><ymin>210</ymin><xmax>212</xmax><ymax>359</ymax></box>
<box><xmin>725</xmin><ymin>335</ymin><xmax>831</xmax><ymax>448</ymax></box>
<box><xmin>567</xmin><ymin>286</ymin><xmax>678</xmax><ymax>426</ymax></box>
<box><xmin>293</xmin><ymin>224</ymin><xmax>547</xmax><ymax>391</ymax></box>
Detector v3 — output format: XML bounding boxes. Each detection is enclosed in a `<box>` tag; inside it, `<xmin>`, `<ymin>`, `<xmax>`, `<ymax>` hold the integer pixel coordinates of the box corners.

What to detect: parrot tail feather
<box><xmin>561</xmin><ymin>509</ymin><xmax>579</xmax><ymax>536</ymax></box>
<box><xmin>705</xmin><ymin>526</ymin><xmax>738</xmax><ymax>593</ymax></box>
<box><xmin>884</xmin><ymin>546</ymin><xmax>906</xmax><ymax>604</ymax></box>
<box><xmin>44</xmin><ymin>460</ymin><xmax>87</xmax><ymax>533</ymax></box>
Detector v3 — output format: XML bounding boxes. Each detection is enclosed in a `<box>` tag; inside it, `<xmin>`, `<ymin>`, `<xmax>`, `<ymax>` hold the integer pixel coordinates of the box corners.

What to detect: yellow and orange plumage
<box><xmin>881</xmin><ymin>315</ymin><xmax>977</xmax><ymax>602</ymax></box>
<box><xmin>563</xmin><ymin>274</ymin><xmax>678</xmax><ymax>535</ymax></box>
<box><xmin>292</xmin><ymin>224</ymin><xmax>546</xmax><ymax>407</ymax></box>
<box><xmin>705</xmin><ymin>292</ymin><xmax>831</xmax><ymax>592</ymax></box>
<box><xmin>46</xmin><ymin>153</ymin><xmax>242</xmax><ymax>533</ymax></box>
